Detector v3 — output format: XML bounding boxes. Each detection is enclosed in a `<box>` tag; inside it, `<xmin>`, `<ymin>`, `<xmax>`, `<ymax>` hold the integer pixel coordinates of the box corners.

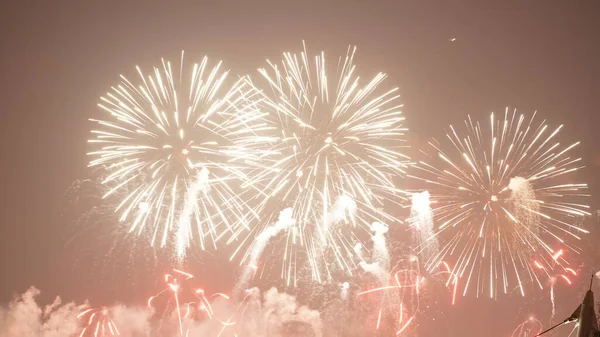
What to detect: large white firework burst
<box><xmin>88</xmin><ymin>52</ymin><xmax>266</xmax><ymax>258</ymax></box>
<box><xmin>410</xmin><ymin>108</ymin><xmax>590</xmax><ymax>299</ymax></box>
<box><xmin>233</xmin><ymin>43</ymin><xmax>410</xmax><ymax>285</ymax></box>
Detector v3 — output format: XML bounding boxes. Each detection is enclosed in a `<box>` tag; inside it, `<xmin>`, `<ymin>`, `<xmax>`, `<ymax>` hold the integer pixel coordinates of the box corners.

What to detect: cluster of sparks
<box><xmin>410</xmin><ymin>108</ymin><xmax>590</xmax><ymax>299</ymax></box>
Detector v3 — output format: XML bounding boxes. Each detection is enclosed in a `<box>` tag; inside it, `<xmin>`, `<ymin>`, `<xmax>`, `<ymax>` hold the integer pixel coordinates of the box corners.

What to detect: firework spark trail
<box><xmin>511</xmin><ymin>316</ymin><xmax>543</xmax><ymax>337</ymax></box>
<box><xmin>410</xmin><ymin>108</ymin><xmax>590</xmax><ymax>299</ymax></box>
<box><xmin>77</xmin><ymin>307</ymin><xmax>120</xmax><ymax>337</ymax></box>
<box><xmin>2</xmin><ymin>286</ymin><xmax>327</xmax><ymax>337</ymax></box>
<box><xmin>533</xmin><ymin>260</ymin><xmax>576</xmax><ymax>322</ymax></box>
<box><xmin>88</xmin><ymin>52</ymin><xmax>268</xmax><ymax>258</ymax></box>
<box><xmin>234</xmin><ymin>208</ymin><xmax>295</xmax><ymax>297</ymax></box>
<box><xmin>176</xmin><ymin>167</ymin><xmax>209</xmax><ymax>258</ymax></box>
<box><xmin>235</xmin><ymin>42</ymin><xmax>410</xmax><ymax>285</ymax></box>
<box><xmin>409</xmin><ymin>191</ymin><xmax>437</xmax><ymax>260</ymax></box>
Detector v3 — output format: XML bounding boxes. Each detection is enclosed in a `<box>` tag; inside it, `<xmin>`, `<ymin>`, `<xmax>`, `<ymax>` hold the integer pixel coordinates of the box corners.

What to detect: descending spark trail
<box><xmin>236</xmin><ymin>42</ymin><xmax>411</xmax><ymax>285</ymax></box>
<box><xmin>410</xmin><ymin>108</ymin><xmax>590</xmax><ymax>299</ymax></box>
<box><xmin>77</xmin><ymin>307</ymin><xmax>120</xmax><ymax>337</ymax></box>
<box><xmin>87</xmin><ymin>52</ymin><xmax>267</xmax><ymax>258</ymax></box>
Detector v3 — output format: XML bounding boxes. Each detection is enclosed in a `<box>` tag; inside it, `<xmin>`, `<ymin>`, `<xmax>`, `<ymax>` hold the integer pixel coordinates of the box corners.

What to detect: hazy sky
<box><xmin>1</xmin><ymin>1</ymin><xmax>599</xmax><ymax>336</ymax></box>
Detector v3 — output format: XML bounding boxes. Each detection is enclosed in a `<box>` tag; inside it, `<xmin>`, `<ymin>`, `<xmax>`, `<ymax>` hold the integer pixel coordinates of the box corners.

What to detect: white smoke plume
<box><xmin>235</xmin><ymin>208</ymin><xmax>295</xmax><ymax>296</ymax></box>
<box><xmin>328</xmin><ymin>195</ymin><xmax>356</xmax><ymax>226</ymax></box>
<box><xmin>0</xmin><ymin>286</ymin><xmax>322</xmax><ymax>337</ymax></box>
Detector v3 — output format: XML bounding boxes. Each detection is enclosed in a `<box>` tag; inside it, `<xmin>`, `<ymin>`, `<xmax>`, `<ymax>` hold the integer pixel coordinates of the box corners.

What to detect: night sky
<box><xmin>1</xmin><ymin>1</ymin><xmax>599</xmax><ymax>336</ymax></box>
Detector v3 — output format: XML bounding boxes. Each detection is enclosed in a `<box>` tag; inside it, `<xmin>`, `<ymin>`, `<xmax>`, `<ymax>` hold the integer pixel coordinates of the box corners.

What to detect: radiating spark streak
<box><xmin>237</xmin><ymin>42</ymin><xmax>410</xmax><ymax>284</ymax></box>
<box><xmin>88</xmin><ymin>51</ymin><xmax>268</xmax><ymax>257</ymax></box>
<box><xmin>412</xmin><ymin>108</ymin><xmax>589</xmax><ymax>298</ymax></box>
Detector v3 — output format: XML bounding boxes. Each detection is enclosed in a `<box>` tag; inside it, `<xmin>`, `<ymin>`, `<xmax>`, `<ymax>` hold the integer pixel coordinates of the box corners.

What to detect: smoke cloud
<box><xmin>0</xmin><ymin>286</ymin><xmax>322</xmax><ymax>337</ymax></box>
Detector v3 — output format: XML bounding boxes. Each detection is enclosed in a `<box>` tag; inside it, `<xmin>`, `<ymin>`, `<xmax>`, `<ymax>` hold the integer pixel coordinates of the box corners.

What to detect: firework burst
<box><xmin>87</xmin><ymin>52</ymin><xmax>267</xmax><ymax>258</ymax></box>
<box><xmin>410</xmin><ymin>108</ymin><xmax>590</xmax><ymax>299</ymax></box>
<box><xmin>233</xmin><ymin>42</ymin><xmax>410</xmax><ymax>285</ymax></box>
